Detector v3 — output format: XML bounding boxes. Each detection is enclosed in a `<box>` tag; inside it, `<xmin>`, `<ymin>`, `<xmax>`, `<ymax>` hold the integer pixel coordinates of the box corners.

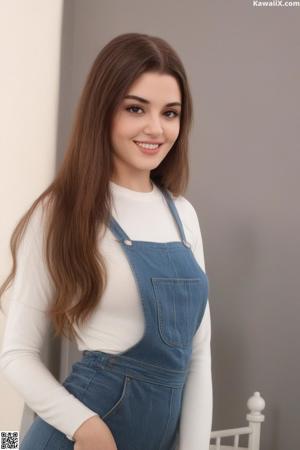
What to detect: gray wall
<box><xmin>57</xmin><ymin>1</ymin><xmax>300</xmax><ymax>449</ymax></box>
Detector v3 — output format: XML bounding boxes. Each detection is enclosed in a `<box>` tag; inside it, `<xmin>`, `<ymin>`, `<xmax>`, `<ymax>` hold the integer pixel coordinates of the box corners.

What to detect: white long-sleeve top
<box><xmin>0</xmin><ymin>180</ymin><xmax>213</xmax><ymax>449</ymax></box>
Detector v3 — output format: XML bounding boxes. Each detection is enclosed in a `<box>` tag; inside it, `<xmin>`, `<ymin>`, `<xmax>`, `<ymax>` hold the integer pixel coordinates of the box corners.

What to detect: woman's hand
<box><xmin>73</xmin><ymin>415</ymin><xmax>118</xmax><ymax>450</ymax></box>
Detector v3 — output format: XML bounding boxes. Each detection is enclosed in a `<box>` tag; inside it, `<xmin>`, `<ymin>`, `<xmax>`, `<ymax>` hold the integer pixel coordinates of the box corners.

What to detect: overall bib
<box><xmin>20</xmin><ymin>187</ymin><xmax>209</xmax><ymax>450</ymax></box>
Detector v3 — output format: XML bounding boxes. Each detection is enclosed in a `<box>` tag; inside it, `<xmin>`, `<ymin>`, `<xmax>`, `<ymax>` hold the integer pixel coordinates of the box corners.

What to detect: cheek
<box><xmin>111</xmin><ymin>113</ymin><xmax>134</xmax><ymax>139</ymax></box>
<box><xmin>168</xmin><ymin>122</ymin><xmax>180</xmax><ymax>141</ymax></box>
<box><xmin>118</xmin><ymin>124</ymin><xmax>140</xmax><ymax>143</ymax></box>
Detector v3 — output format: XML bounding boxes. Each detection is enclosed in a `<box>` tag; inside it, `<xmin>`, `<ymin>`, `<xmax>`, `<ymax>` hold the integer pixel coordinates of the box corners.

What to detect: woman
<box><xmin>0</xmin><ymin>32</ymin><xmax>212</xmax><ymax>450</ymax></box>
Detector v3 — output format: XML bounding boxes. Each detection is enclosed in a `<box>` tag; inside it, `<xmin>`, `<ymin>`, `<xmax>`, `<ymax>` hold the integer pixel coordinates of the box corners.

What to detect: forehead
<box><xmin>125</xmin><ymin>72</ymin><xmax>182</xmax><ymax>104</ymax></box>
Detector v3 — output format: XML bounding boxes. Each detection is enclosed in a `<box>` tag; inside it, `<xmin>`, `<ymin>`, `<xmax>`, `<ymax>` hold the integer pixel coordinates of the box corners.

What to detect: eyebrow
<box><xmin>124</xmin><ymin>95</ymin><xmax>181</xmax><ymax>108</ymax></box>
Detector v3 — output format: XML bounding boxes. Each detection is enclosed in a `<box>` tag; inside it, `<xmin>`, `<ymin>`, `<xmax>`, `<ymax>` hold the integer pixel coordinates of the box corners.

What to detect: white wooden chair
<box><xmin>209</xmin><ymin>392</ymin><xmax>265</xmax><ymax>450</ymax></box>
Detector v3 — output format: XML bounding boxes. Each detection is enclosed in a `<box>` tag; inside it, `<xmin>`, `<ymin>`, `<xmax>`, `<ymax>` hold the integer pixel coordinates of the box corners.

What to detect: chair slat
<box><xmin>234</xmin><ymin>434</ymin><xmax>239</xmax><ymax>448</ymax></box>
<box><xmin>209</xmin><ymin>392</ymin><xmax>265</xmax><ymax>450</ymax></box>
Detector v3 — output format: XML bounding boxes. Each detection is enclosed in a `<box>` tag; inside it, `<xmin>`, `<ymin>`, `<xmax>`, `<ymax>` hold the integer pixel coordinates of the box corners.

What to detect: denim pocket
<box><xmin>101</xmin><ymin>374</ymin><xmax>131</xmax><ymax>420</ymax></box>
<box><xmin>151</xmin><ymin>277</ymin><xmax>206</xmax><ymax>348</ymax></box>
<box><xmin>67</xmin><ymin>363</ymin><xmax>132</xmax><ymax>422</ymax></box>
<box><xmin>62</xmin><ymin>359</ymin><xmax>97</xmax><ymax>399</ymax></box>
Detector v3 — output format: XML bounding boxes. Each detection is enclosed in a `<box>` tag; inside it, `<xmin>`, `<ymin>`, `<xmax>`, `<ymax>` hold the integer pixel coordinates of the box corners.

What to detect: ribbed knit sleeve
<box><xmin>0</xmin><ymin>207</ymin><xmax>98</xmax><ymax>440</ymax></box>
<box><xmin>175</xmin><ymin>200</ymin><xmax>213</xmax><ymax>450</ymax></box>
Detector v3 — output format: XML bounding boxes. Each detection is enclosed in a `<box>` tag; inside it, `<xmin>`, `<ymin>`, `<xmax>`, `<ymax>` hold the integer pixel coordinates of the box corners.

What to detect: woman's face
<box><xmin>110</xmin><ymin>71</ymin><xmax>182</xmax><ymax>183</ymax></box>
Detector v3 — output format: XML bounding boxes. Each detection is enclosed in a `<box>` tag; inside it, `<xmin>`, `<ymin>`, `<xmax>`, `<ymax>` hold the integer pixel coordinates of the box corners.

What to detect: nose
<box><xmin>143</xmin><ymin>114</ymin><xmax>164</xmax><ymax>136</ymax></box>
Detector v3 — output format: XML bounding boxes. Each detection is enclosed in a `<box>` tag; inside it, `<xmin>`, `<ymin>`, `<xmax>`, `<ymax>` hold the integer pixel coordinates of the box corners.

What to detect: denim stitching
<box><xmin>158</xmin><ymin>388</ymin><xmax>174</xmax><ymax>450</ymax></box>
<box><xmin>102</xmin><ymin>375</ymin><xmax>131</xmax><ymax>420</ymax></box>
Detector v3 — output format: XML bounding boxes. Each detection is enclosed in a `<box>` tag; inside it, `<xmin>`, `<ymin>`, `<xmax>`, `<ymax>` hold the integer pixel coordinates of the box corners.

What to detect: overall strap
<box><xmin>108</xmin><ymin>215</ymin><xmax>131</xmax><ymax>242</ymax></box>
<box><xmin>158</xmin><ymin>187</ymin><xmax>189</xmax><ymax>245</ymax></box>
<box><xmin>107</xmin><ymin>185</ymin><xmax>190</xmax><ymax>247</ymax></box>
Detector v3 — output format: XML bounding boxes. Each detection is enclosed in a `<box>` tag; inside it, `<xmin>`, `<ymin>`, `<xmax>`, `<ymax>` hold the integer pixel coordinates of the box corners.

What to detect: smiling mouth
<box><xmin>133</xmin><ymin>140</ymin><xmax>162</xmax><ymax>154</ymax></box>
<box><xmin>133</xmin><ymin>141</ymin><xmax>163</xmax><ymax>149</ymax></box>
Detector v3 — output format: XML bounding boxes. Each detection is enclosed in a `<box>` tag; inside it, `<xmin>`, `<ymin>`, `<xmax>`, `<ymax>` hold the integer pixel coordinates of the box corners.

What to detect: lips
<box><xmin>133</xmin><ymin>140</ymin><xmax>162</xmax><ymax>154</ymax></box>
<box><xmin>133</xmin><ymin>140</ymin><xmax>163</xmax><ymax>146</ymax></box>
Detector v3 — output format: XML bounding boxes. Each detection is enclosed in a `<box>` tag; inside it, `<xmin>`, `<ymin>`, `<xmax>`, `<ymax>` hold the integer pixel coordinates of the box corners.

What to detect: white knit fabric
<box><xmin>0</xmin><ymin>180</ymin><xmax>212</xmax><ymax>449</ymax></box>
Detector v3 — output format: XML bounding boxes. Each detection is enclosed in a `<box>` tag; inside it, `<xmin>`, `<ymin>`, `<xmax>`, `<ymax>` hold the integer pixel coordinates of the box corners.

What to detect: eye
<box><xmin>126</xmin><ymin>105</ymin><xmax>143</xmax><ymax>114</ymax></box>
<box><xmin>126</xmin><ymin>105</ymin><xmax>180</xmax><ymax>118</ymax></box>
<box><xmin>165</xmin><ymin>110</ymin><xmax>180</xmax><ymax>118</ymax></box>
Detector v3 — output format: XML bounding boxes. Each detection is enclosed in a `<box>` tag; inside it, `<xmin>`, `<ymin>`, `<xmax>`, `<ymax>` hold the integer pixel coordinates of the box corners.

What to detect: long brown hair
<box><xmin>0</xmin><ymin>32</ymin><xmax>194</xmax><ymax>341</ymax></box>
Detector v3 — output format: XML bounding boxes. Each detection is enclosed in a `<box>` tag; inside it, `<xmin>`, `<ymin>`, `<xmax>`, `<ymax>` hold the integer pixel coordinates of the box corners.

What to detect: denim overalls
<box><xmin>20</xmin><ymin>187</ymin><xmax>209</xmax><ymax>450</ymax></box>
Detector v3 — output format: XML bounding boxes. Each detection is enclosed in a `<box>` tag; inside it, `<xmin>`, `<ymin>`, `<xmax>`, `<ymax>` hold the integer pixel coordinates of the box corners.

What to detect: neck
<box><xmin>110</xmin><ymin>175</ymin><xmax>153</xmax><ymax>193</ymax></box>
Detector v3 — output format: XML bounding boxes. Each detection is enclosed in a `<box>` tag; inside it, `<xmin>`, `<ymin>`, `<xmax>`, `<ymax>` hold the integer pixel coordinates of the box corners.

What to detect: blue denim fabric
<box><xmin>20</xmin><ymin>187</ymin><xmax>209</xmax><ymax>450</ymax></box>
